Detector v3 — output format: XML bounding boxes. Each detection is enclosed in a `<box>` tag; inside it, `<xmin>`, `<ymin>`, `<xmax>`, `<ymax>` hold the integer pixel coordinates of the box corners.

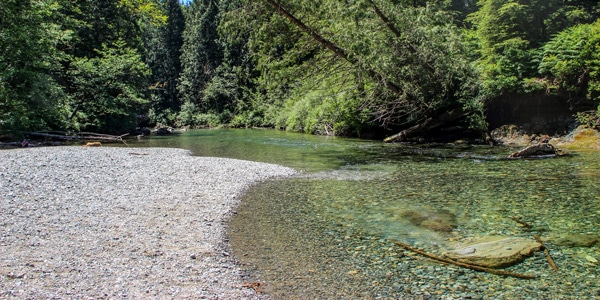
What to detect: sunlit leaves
<box><xmin>245</xmin><ymin>0</ymin><xmax>483</xmax><ymax>131</ymax></box>
<box><xmin>118</xmin><ymin>0</ymin><xmax>167</xmax><ymax>25</ymax></box>
<box><xmin>468</xmin><ymin>0</ymin><xmax>599</xmax><ymax>95</ymax></box>
<box><xmin>539</xmin><ymin>19</ymin><xmax>600</xmax><ymax>101</ymax></box>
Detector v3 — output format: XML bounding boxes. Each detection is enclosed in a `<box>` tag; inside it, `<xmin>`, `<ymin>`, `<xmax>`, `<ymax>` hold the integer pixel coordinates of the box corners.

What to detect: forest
<box><xmin>1</xmin><ymin>0</ymin><xmax>599</xmax><ymax>141</ymax></box>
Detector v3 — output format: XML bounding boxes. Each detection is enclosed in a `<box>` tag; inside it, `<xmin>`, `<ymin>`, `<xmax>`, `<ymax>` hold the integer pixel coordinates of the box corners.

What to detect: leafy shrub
<box><xmin>576</xmin><ymin>111</ymin><xmax>600</xmax><ymax>130</ymax></box>
<box><xmin>67</xmin><ymin>41</ymin><xmax>151</xmax><ymax>133</ymax></box>
<box><xmin>539</xmin><ymin>20</ymin><xmax>600</xmax><ymax>102</ymax></box>
<box><xmin>176</xmin><ymin>101</ymin><xmax>222</xmax><ymax>127</ymax></box>
<box><xmin>276</xmin><ymin>73</ymin><xmax>367</xmax><ymax>136</ymax></box>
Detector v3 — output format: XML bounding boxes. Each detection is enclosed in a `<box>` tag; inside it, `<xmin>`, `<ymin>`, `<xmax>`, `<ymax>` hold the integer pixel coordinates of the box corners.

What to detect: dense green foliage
<box><xmin>68</xmin><ymin>41</ymin><xmax>151</xmax><ymax>133</ymax></box>
<box><xmin>469</xmin><ymin>0</ymin><xmax>598</xmax><ymax>94</ymax></box>
<box><xmin>0</xmin><ymin>0</ymin><xmax>163</xmax><ymax>135</ymax></box>
<box><xmin>143</xmin><ymin>0</ymin><xmax>185</xmax><ymax>126</ymax></box>
<box><xmin>1</xmin><ymin>0</ymin><xmax>599</xmax><ymax>138</ymax></box>
<box><xmin>539</xmin><ymin>19</ymin><xmax>600</xmax><ymax>102</ymax></box>
<box><xmin>0</xmin><ymin>0</ymin><xmax>67</xmax><ymax>133</ymax></box>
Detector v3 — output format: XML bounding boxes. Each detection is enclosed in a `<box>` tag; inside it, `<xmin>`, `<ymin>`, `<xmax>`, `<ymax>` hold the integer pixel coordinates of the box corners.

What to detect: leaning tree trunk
<box><xmin>367</xmin><ymin>0</ymin><xmax>435</xmax><ymax>74</ymax></box>
<box><xmin>264</xmin><ymin>0</ymin><xmax>406</xmax><ymax>97</ymax></box>
<box><xmin>264</xmin><ymin>0</ymin><xmax>468</xmax><ymax>142</ymax></box>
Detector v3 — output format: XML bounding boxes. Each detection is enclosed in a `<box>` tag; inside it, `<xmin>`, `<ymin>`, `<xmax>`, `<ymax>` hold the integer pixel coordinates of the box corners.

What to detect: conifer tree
<box><xmin>177</xmin><ymin>0</ymin><xmax>222</xmax><ymax>116</ymax></box>
<box><xmin>144</xmin><ymin>0</ymin><xmax>185</xmax><ymax>126</ymax></box>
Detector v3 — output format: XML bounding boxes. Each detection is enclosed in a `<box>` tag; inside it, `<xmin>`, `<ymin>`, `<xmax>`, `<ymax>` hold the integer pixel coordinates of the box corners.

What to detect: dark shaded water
<box><xmin>137</xmin><ymin>129</ymin><xmax>600</xmax><ymax>299</ymax></box>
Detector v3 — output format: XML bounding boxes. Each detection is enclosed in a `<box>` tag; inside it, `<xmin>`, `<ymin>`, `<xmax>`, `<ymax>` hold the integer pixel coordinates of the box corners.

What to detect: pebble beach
<box><xmin>0</xmin><ymin>146</ymin><xmax>296</xmax><ymax>299</ymax></box>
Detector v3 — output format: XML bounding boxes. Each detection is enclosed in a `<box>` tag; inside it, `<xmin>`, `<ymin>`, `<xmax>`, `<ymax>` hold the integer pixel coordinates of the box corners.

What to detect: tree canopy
<box><xmin>1</xmin><ymin>0</ymin><xmax>599</xmax><ymax>139</ymax></box>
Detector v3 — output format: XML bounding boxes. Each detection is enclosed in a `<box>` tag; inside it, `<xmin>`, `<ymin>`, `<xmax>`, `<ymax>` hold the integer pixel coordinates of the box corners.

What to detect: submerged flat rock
<box><xmin>555</xmin><ymin>234</ymin><xmax>600</xmax><ymax>247</ymax></box>
<box><xmin>444</xmin><ymin>236</ymin><xmax>542</xmax><ymax>268</ymax></box>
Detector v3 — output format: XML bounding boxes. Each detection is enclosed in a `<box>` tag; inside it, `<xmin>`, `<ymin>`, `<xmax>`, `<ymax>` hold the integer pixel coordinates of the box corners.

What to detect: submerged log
<box><xmin>394</xmin><ymin>241</ymin><xmax>536</xmax><ymax>279</ymax></box>
<box><xmin>443</xmin><ymin>236</ymin><xmax>542</xmax><ymax>268</ymax></box>
<box><xmin>534</xmin><ymin>235</ymin><xmax>559</xmax><ymax>272</ymax></box>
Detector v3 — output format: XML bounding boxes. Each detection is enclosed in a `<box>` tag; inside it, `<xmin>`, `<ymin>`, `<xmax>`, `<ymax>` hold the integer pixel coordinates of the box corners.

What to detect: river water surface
<box><xmin>137</xmin><ymin>129</ymin><xmax>600</xmax><ymax>299</ymax></box>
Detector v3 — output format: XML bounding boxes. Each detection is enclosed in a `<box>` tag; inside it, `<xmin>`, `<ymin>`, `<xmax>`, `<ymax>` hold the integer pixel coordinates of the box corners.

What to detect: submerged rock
<box><xmin>509</xmin><ymin>143</ymin><xmax>557</xmax><ymax>158</ymax></box>
<box><xmin>401</xmin><ymin>209</ymin><xmax>456</xmax><ymax>232</ymax></box>
<box><xmin>554</xmin><ymin>234</ymin><xmax>600</xmax><ymax>247</ymax></box>
<box><xmin>444</xmin><ymin>236</ymin><xmax>542</xmax><ymax>268</ymax></box>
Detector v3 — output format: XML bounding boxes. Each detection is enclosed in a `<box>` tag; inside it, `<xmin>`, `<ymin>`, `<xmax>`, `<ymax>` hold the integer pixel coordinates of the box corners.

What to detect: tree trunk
<box><xmin>383</xmin><ymin>108</ymin><xmax>465</xmax><ymax>142</ymax></box>
<box><xmin>264</xmin><ymin>0</ymin><xmax>403</xmax><ymax>96</ymax></box>
<box><xmin>265</xmin><ymin>1</ymin><xmax>470</xmax><ymax>142</ymax></box>
<box><xmin>367</xmin><ymin>0</ymin><xmax>435</xmax><ymax>74</ymax></box>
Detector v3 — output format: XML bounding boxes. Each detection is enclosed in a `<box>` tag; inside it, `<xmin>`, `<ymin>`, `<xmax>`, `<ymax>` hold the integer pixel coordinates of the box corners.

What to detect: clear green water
<box><xmin>132</xmin><ymin>128</ymin><xmax>389</xmax><ymax>172</ymax></box>
<box><xmin>136</xmin><ymin>129</ymin><xmax>600</xmax><ymax>298</ymax></box>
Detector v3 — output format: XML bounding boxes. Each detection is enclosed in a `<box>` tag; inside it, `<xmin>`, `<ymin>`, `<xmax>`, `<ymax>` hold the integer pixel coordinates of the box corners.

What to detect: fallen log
<box><xmin>384</xmin><ymin>108</ymin><xmax>466</xmax><ymax>143</ymax></box>
<box><xmin>394</xmin><ymin>241</ymin><xmax>536</xmax><ymax>279</ymax></box>
<box><xmin>25</xmin><ymin>131</ymin><xmax>129</xmax><ymax>146</ymax></box>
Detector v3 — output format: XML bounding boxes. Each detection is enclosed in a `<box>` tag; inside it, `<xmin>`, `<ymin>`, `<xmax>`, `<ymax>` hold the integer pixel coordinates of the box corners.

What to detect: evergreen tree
<box><xmin>201</xmin><ymin>0</ymin><xmax>260</xmax><ymax>127</ymax></box>
<box><xmin>0</xmin><ymin>0</ymin><xmax>68</xmax><ymax>134</ymax></box>
<box><xmin>468</xmin><ymin>0</ymin><xmax>599</xmax><ymax>94</ymax></box>
<box><xmin>177</xmin><ymin>0</ymin><xmax>222</xmax><ymax>126</ymax></box>
<box><xmin>59</xmin><ymin>0</ymin><xmax>164</xmax><ymax>133</ymax></box>
<box><xmin>144</xmin><ymin>0</ymin><xmax>185</xmax><ymax>126</ymax></box>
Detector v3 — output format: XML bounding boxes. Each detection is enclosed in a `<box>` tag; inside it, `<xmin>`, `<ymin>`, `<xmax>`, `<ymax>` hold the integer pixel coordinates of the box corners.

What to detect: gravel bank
<box><xmin>0</xmin><ymin>147</ymin><xmax>296</xmax><ymax>299</ymax></box>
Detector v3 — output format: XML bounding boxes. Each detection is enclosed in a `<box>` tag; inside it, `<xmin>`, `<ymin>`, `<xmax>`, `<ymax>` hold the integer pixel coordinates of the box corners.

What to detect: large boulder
<box><xmin>443</xmin><ymin>236</ymin><xmax>542</xmax><ymax>268</ymax></box>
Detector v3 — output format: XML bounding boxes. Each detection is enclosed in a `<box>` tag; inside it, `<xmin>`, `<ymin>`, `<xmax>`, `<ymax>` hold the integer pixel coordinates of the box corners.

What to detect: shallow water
<box><xmin>133</xmin><ymin>128</ymin><xmax>386</xmax><ymax>172</ymax></box>
<box><xmin>139</xmin><ymin>129</ymin><xmax>600</xmax><ymax>298</ymax></box>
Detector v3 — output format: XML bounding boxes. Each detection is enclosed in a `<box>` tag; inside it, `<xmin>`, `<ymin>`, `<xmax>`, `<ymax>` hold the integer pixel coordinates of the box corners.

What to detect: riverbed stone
<box><xmin>509</xmin><ymin>143</ymin><xmax>557</xmax><ymax>158</ymax></box>
<box><xmin>554</xmin><ymin>234</ymin><xmax>600</xmax><ymax>247</ymax></box>
<box><xmin>443</xmin><ymin>236</ymin><xmax>542</xmax><ymax>268</ymax></box>
<box><xmin>401</xmin><ymin>209</ymin><xmax>456</xmax><ymax>232</ymax></box>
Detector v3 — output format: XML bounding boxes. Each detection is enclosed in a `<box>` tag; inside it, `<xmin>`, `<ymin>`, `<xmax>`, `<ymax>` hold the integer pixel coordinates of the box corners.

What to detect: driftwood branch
<box><xmin>534</xmin><ymin>236</ymin><xmax>559</xmax><ymax>272</ymax></box>
<box><xmin>394</xmin><ymin>241</ymin><xmax>536</xmax><ymax>279</ymax></box>
<box><xmin>510</xmin><ymin>217</ymin><xmax>532</xmax><ymax>229</ymax></box>
<box><xmin>25</xmin><ymin>131</ymin><xmax>129</xmax><ymax>146</ymax></box>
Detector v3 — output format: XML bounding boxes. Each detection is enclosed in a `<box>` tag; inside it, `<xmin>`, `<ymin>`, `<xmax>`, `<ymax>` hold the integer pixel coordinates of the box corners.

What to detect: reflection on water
<box><xmin>138</xmin><ymin>129</ymin><xmax>600</xmax><ymax>298</ymax></box>
<box><xmin>131</xmin><ymin>129</ymin><xmax>386</xmax><ymax>172</ymax></box>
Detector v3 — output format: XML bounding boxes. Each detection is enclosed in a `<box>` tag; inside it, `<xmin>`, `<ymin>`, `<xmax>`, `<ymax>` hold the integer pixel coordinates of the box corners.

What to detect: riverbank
<box><xmin>0</xmin><ymin>147</ymin><xmax>296</xmax><ymax>299</ymax></box>
<box><xmin>491</xmin><ymin>124</ymin><xmax>600</xmax><ymax>149</ymax></box>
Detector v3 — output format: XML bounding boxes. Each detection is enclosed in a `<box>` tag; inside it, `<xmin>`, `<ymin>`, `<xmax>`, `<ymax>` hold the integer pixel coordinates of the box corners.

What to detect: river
<box><xmin>137</xmin><ymin>128</ymin><xmax>600</xmax><ymax>299</ymax></box>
